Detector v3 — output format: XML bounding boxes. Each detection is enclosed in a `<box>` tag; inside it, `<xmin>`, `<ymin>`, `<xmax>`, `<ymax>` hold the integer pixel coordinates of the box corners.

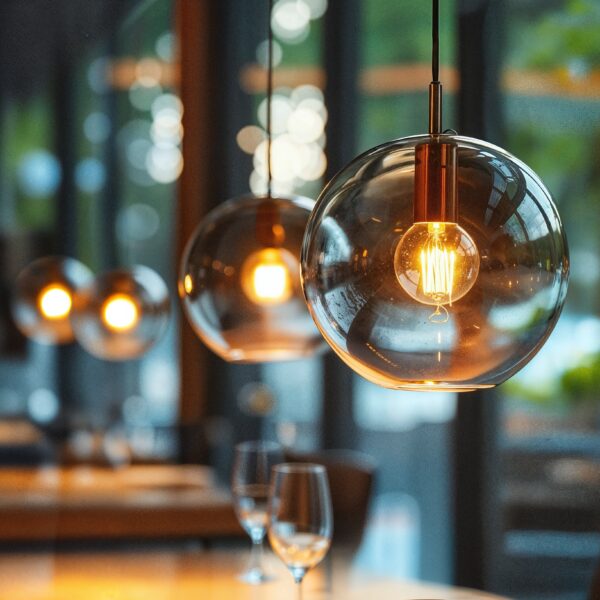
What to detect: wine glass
<box><xmin>231</xmin><ymin>440</ymin><xmax>284</xmax><ymax>584</ymax></box>
<box><xmin>268</xmin><ymin>463</ymin><xmax>333</xmax><ymax>599</ymax></box>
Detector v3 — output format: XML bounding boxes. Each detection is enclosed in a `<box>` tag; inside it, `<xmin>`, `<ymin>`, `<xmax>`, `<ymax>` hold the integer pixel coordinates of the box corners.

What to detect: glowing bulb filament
<box><xmin>102</xmin><ymin>294</ymin><xmax>139</xmax><ymax>332</ymax></box>
<box><xmin>252</xmin><ymin>263</ymin><xmax>289</xmax><ymax>302</ymax></box>
<box><xmin>395</xmin><ymin>221</ymin><xmax>479</xmax><ymax>319</ymax></box>
<box><xmin>420</xmin><ymin>243</ymin><xmax>456</xmax><ymax>305</ymax></box>
<box><xmin>38</xmin><ymin>285</ymin><xmax>72</xmax><ymax>320</ymax></box>
<box><xmin>241</xmin><ymin>247</ymin><xmax>295</xmax><ymax>305</ymax></box>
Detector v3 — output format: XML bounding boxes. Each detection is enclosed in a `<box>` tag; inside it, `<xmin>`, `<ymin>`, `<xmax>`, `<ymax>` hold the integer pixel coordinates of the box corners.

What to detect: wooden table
<box><xmin>0</xmin><ymin>465</ymin><xmax>242</xmax><ymax>542</ymax></box>
<box><xmin>0</xmin><ymin>547</ymin><xmax>512</xmax><ymax>599</ymax></box>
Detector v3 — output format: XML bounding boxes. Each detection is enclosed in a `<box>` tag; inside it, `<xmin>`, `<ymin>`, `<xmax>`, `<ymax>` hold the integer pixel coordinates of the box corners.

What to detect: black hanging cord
<box><xmin>432</xmin><ymin>0</ymin><xmax>439</xmax><ymax>82</ymax></box>
<box><xmin>266</xmin><ymin>0</ymin><xmax>274</xmax><ymax>198</ymax></box>
<box><xmin>429</xmin><ymin>0</ymin><xmax>442</xmax><ymax>134</ymax></box>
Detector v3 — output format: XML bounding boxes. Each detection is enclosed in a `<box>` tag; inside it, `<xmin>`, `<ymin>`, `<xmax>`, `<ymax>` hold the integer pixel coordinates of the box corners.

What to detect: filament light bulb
<box><xmin>12</xmin><ymin>256</ymin><xmax>93</xmax><ymax>345</ymax></box>
<box><xmin>394</xmin><ymin>221</ymin><xmax>479</xmax><ymax>319</ymax></box>
<box><xmin>38</xmin><ymin>284</ymin><xmax>72</xmax><ymax>320</ymax></box>
<box><xmin>71</xmin><ymin>266</ymin><xmax>169</xmax><ymax>361</ymax></box>
<box><xmin>101</xmin><ymin>293</ymin><xmax>139</xmax><ymax>332</ymax></box>
<box><xmin>241</xmin><ymin>247</ymin><xmax>296</xmax><ymax>305</ymax></box>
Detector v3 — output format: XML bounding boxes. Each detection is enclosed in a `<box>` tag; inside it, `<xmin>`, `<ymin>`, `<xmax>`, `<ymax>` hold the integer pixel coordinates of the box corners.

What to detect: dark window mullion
<box><xmin>320</xmin><ymin>0</ymin><xmax>361</xmax><ymax>451</ymax></box>
<box><xmin>454</xmin><ymin>0</ymin><xmax>506</xmax><ymax>590</ymax></box>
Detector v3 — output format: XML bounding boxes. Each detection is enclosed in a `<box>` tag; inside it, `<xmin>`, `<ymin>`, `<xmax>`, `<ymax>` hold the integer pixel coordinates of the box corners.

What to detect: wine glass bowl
<box><xmin>231</xmin><ymin>440</ymin><xmax>284</xmax><ymax>584</ymax></box>
<box><xmin>268</xmin><ymin>463</ymin><xmax>333</xmax><ymax>594</ymax></box>
<box><xmin>234</xmin><ymin>482</ymin><xmax>270</xmax><ymax>542</ymax></box>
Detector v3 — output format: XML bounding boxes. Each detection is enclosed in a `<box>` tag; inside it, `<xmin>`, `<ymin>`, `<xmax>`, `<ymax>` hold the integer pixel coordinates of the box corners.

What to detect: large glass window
<box><xmin>351</xmin><ymin>0</ymin><xmax>457</xmax><ymax>584</ymax></box>
<box><xmin>493</xmin><ymin>1</ymin><xmax>600</xmax><ymax>597</ymax></box>
<box><xmin>0</xmin><ymin>0</ymin><xmax>180</xmax><ymax>465</ymax></box>
<box><xmin>72</xmin><ymin>0</ymin><xmax>180</xmax><ymax>461</ymax></box>
<box><xmin>0</xmin><ymin>84</ymin><xmax>56</xmax><ymax>431</ymax></box>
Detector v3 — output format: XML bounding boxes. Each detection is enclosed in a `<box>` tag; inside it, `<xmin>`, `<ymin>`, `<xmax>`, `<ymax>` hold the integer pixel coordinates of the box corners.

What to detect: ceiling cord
<box><xmin>429</xmin><ymin>0</ymin><xmax>442</xmax><ymax>134</ymax></box>
<box><xmin>432</xmin><ymin>0</ymin><xmax>439</xmax><ymax>83</ymax></box>
<box><xmin>266</xmin><ymin>0</ymin><xmax>274</xmax><ymax>198</ymax></box>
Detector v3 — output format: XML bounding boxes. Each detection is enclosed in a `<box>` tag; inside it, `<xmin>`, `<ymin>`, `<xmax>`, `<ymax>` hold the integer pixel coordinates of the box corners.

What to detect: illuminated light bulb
<box><xmin>101</xmin><ymin>294</ymin><xmax>139</xmax><ymax>331</ymax></box>
<box><xmin>71</xmin><ymin>266</ymin><xmax>170</xmax><ymax>361</ymax></box>
<box><xmin>38</xmin><ymin>284</ymin><xmax>72</xmax><ymax>320</ymax></box>
<box><xmin>179</xmin><ymin>194</ymin><xmax>326</xmax><ymax>363</ymax></box>
<box><xmin>394</xmin><ymin>221</ymin><xmax>479</xmax><ymax>322</ymax></box>
<box><xmin>252</xmin><ymin>263</ymin><xmax>288</xmax><ymax>301</ymax></box>
<box><xmin>241</xmin><ymin>247</ymin><xmax>295</xmax><ymax>305</ymax></box>
<box><xmin>12</xmin><ymin>256</ymin><xmax>93</xmax><ymax>345</ymax></box>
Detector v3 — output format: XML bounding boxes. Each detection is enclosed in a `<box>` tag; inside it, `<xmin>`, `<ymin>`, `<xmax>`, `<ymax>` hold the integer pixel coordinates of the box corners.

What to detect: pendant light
<box><xmin>70</xmin><ymin>265</ymin><xmax>170</xmax><ymax>361</ymax></box>
<box><xmin>12</xmin><ymin>256</ymin><xmax>93</xmax><ymax>344</ymax></box>
<box><xmin>301</xmin><ymin>0</ymin><xmax>569</xmax><ymax>391</ymax></box>
<box><xmin>178</xmin><ymin>0</ymin><xmax>325</xmax><ymax>363</ymax></box>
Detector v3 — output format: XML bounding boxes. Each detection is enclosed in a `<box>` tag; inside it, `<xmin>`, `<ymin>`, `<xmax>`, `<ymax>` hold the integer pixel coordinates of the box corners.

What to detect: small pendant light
<box><xmin>70</xmin><ymin>266</ymin><xmax>170</xmax><ymax>361</ymax></box>
<box><xmin>301</xmin><ymin>0</ymin><xmax>569</xmax><ymax>391</ymax></box>
<box><xmin>12</xmin><ymin>257</ymin><xmax>169</xmax><ymax>359</ymax></box>
<box><xmin>12</xmin><ymin>255</ymin><xmax>93</xmax><ymax>344</ymax></box>
<box><xmin>178</xmin><ymin>0</ymin><xmax>325</xmax><ymax>363</ymax></box>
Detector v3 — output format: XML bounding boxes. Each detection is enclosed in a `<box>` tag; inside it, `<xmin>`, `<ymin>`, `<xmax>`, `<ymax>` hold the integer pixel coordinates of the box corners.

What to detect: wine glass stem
<box><xmin>249</xmin><ymin>537</ymin><xmax>264</xmax><ymax>574</ymax></box>
<box><xmin>295</xmin><ymin>580</ymin><xmax>303</xmax><ymax>600</ymax></box>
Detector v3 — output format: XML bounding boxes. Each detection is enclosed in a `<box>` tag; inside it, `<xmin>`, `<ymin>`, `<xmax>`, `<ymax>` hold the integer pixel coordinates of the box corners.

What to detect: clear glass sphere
<box><xmin>71</xmin><ymin>266</ymin><xmax>170</xmax><ymax>361</ymax></box>
<box><xmin>12</xmin><ymin>256</ymin><xmax>93</xmax><ymax>344</ymax></box>
<box><xmin>179</xmin><ymin>194</ymin><xmax>326</xmax><ymax>362</ymax></box>
<box><xmin>301</xmin><ymin>134</ymin><xmax>569</xmax><ymax>391</ymax></box>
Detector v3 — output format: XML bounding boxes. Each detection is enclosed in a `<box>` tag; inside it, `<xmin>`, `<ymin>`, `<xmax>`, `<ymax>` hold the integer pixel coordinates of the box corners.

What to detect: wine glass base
<box><xmin>237</xmin><ymin>568</ymin><xmax>275</xmax><ymax>585</ymax></box>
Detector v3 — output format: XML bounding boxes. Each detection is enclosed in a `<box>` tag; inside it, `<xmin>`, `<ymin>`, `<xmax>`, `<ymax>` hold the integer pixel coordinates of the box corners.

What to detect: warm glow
<box><xmin>38</xmin><ymin>284</ymin><xmax>72</xmax><ymax>320</ymax></box>
<box><xmin>419</xmin><ymin>224</ymin><xmax>456</xmax><ymax>304</ymax></box>
<box><xmin>102</xmin><ymin>294</ymin><xmax>139</xmax><ymax>331</ymax></box>
<box><xmin>253</xmin><ymin>263</ymin><xmax>289</xmax><ymax>301</ymax></box>
<box><xmin>241</xmin><ymin>248</ymin><xmax>295</xmax><ymax>305</ymax></box>
<box><xmin>394</xmin><ymin>221</ymin><xmax>480</xmax><ymax>320</ymax></box>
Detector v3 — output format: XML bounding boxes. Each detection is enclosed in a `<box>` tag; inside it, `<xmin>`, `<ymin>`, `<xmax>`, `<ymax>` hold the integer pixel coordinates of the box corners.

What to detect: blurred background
<box><xmin>0</xmin><ymin>1</ymin><xmax>599</xmax><ymax>599</ymax></box>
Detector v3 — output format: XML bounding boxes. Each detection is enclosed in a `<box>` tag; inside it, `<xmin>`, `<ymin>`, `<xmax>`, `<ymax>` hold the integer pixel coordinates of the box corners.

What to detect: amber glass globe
<box><xmin>179</xmin><ymin>194</ymin><xmax>326</xmax><ymax>362</ymax></box>
<box><xmin>301</xmin><ymin>134</ymin><xmax>569</xmax><ymax>391</ymax></box>
<box><xmin>12</xmin><ymin>256</ymin><xmax>93</xmax><ymax>344</ymax></box>
<box><xmin>71</xmin><ymin>266</ymin><xmax>170</xmax><ymax>361</ymax></box>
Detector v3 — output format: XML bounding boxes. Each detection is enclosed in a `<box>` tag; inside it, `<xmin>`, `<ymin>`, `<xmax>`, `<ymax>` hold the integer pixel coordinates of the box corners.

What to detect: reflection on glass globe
<box><xmin>301</xmin><ymin>134</ymin><xmax>569</xmax><ymax>391</ymax></box>
<box><xmin>12</xmin><ymin>256</ymin><xmax>93</xmax><ymax>344</ymax></box>
<box><xmin>71</xmin><ymin>266</ymin><xmax>170</xmax><ymax>361</ymax></box>
<box><xmin>179</xmin><ymin>194</ymin><xmax>326</xmax><ymax>362</ymax></box>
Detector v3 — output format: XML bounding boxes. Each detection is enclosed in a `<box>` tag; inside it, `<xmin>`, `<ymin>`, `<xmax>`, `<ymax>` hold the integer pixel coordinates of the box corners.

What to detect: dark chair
<box><xmin>589</xmin><ymin>558</ymin><xmax>600</xmax><ymax>600</ymax></box>
<box><xmin>285</xmin><ymin>449</ymin><xmax>376</xmax><ymax>552</ymax></box>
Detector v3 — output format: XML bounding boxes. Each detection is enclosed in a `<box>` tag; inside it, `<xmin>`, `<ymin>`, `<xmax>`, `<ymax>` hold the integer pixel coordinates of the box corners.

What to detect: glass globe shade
<box><xmin>301</xmin><ymin>134</ymin><xmax>569</xmax><ymax>391</ymax></box>
<box><xmin>71</xmin><ymin>266</ymin><xmax>170</xmax><ymax>361</ymax></box>
<box><xmin>12</xmin><ymin>256</ymin><xmax>93</xmax><ymax>344</ymax></box>
<box><xmin>179</xmin><ymin>194</ymin><xmax>326</xmax><ymax>362</ymax></box>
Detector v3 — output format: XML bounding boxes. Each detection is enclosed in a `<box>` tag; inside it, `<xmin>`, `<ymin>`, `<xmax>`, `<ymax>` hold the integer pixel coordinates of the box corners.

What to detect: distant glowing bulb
<box><xmin>102</xmin><ymin>294</ymin><xmax>139</xmax><ymax>331</ymax></box>
<box><xmin>38</xmin><ymin>284</ymin><xmax>72</xmax><ymax>320</ymax></box>
<box><xmin>253</xmin><ymin>263</ymin><xmax>288</xmax><ymax>300</ymax></box>
<box><xmin>394</xmin><ymin>222</ymin><xmax>479</xmax><ymax>321</ymax></box>
<box><xmin>183</xmin><ymin>274</ymin><xmax>193</xmax><ymax>294</ymax></box>
<box><xmin>241</xmin><ymin>248</ymin><xmax>296</xmax><ymax>305</ymax></box>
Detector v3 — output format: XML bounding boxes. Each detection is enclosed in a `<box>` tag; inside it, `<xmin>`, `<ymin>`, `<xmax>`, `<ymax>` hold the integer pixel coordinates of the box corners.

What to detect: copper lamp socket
<box><xmin>413</xmin><ymin>140</ymin><xmax>458</xmax><ymax>223</ymax></box>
